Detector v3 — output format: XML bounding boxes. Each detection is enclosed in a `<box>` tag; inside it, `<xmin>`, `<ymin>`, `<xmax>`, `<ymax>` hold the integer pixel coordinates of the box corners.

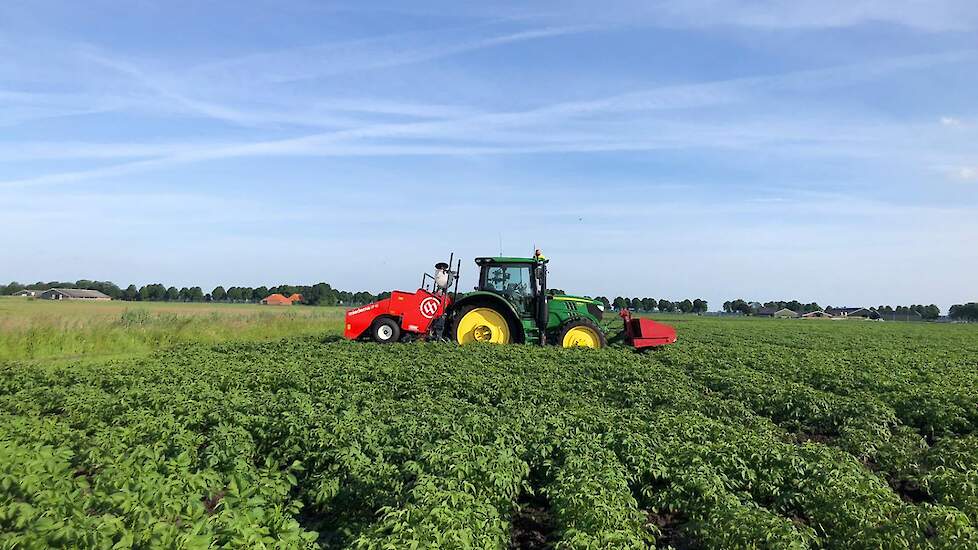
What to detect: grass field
<box><xmin>0</xmin><ymin>297</ymin><xmax>345</xmax><ymax>362</ymax></box>
<box><xmin>2</xmin><ymin>300</ymin><xmax>978</xmax><ymax>548</ymax></box>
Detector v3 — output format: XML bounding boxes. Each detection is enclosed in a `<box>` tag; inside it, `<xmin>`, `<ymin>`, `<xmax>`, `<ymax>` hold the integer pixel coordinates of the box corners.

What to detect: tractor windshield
<box><xmin>483</xmin><ymin>264</ymin><xmax>535</xmax><ymax>302</ymax></box>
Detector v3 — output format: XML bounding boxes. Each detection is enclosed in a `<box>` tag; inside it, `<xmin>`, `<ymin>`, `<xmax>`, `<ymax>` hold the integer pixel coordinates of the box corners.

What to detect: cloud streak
<box><xmin>433</xmin><ymin>0</ymin><xmax>978</xmax><ymax>32</ymax></box>
<box><xmin>186</xmin><ymin>23</ymin><xmax>601</xmax><ymax>85</ymax></box>
<box><xmin>3</xmin><ymin>49</ymin><xmax>975</xmax><ymax>188</ymax></box>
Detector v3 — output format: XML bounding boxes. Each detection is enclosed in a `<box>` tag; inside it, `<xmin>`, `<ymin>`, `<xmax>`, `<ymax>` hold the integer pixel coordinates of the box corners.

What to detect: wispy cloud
<box><xmin>3</xmin><ymin>49</ymin><xmax>975</xmax><ymax>189</ymax></box>
<box><xmin>656</xmin><ymin>0</ymin><xmax>978</xmax><ymax>31</ymax></box>
<box><xmin>186</xmin><ymin>24</ymin><xmax>600</xmax><ymax>84</ymax></box>
<box><xmin>0</xmin><ymin>20</ymin><xmax>591</xmax><ymax>131</ymax></box>
<box><xmin>452</xmin><ymin>0</ymin><xmax>978</xmax><ymax>32</ymax></box>
<box><xmin>949</xmin><ymin>166</ymin><xmax>978</xmax><ymax>180</ymax></box>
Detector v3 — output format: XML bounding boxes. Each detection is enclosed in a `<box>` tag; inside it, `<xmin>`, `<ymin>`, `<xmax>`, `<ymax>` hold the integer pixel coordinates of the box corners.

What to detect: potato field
<box><xmin>2</xmin><ymin>317</ymin><xmax>978</xmax><ymax>549</ymax></box>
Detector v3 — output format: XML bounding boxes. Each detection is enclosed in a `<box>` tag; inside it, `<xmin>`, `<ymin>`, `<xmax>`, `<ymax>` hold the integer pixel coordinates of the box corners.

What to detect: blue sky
<box><xmin>2</xmin><ymin>1</ymin><xmax>977</xmax><ymax>310</ymax></box>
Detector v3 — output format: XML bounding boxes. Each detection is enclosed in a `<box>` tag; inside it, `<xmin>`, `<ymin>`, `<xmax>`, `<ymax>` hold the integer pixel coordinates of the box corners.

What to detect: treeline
<box><xmin>874</xmin><ymin>304</ymin><xmax>941</xmax><ymax>320</ymax></box>
<box><xmin>723</xmin><ymin>299</ymin><xmax>823</xmax><ymax>314</ymax></box>
<box><xmin>721</xmin><ymin>298</ymin><xmax>973</xmax><ymax>321</ymax></box>
<box><xmin>950</xmin><ymin>303</ymin><xmax>978</xmax><ymax>322</ymax></box>
<box><xmin>592</xmin><ymin>296</ymin><xmax>709</xmax><ymax>314</ymax></box>
<box><xmin>722</xmin><ymin>298</ymin><xmax>941</xmax><ymax>318</ymax></box>
<box><xmin>5</xmin><ymin>279</ymin><xmax>974</xmax><ymax>320</ymax></box>
<box><xmin>0</xmin><ymin>280</ymin><xmax>382</xmax><ymax>306</ymax></box>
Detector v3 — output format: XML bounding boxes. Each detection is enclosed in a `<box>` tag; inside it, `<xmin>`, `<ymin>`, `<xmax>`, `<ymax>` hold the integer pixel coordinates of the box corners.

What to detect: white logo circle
<box><xmin>420</xmin><ymin>297</ymin><xmax>440</xmax><ymax>318</ymax></box>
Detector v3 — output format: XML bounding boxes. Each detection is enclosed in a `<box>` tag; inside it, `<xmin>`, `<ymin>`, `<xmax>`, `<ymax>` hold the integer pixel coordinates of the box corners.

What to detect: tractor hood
<box><xmin>548</xmin><ymin>294</ymin><xmax>605</xmax><ymax>321</ymax></box>
<box><xmin>549</xmin><ymin>294</ymin><xmax>602</xmax><ymax>305</ymax></box>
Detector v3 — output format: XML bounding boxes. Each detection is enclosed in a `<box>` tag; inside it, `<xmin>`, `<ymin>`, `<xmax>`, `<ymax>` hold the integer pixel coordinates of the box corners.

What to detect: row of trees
<box><xmin>950</xmin><ymin>303</ymin><xmax>978</xmax><ymax>321</ymax></box>
<box><xmin>0</xmin><ymin>280</ymin><xmax>381</xmax><ymax>306</ymax></box>
<box><xmin>875</xmin><ymin>304</ymin><xmax>941</xmax><ymax>320</ymax></box>
<box><xmin>592</xmin><ymin>297</ymin><xmax>709</xmax><ymax>314</ymax></box>
<box><xmin>722</xmin><ymin>300</ymin><xmax>823</xmax><ymax>315</ymax></box>
<box><xmin>721</xmin><ymin>299</ymin><xmax>952</xmax><ymax>321</ymax></box>
<box><xmin>5</xmin><ymin>280</ymin><xmax>975</xmax><ymax>320</ymax></box>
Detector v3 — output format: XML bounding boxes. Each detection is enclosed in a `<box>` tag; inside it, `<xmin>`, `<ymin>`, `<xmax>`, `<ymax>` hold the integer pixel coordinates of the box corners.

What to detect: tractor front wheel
<box><xmin>371</xmin><ymin>317</ymin><xmax>401</xmax><ymax>344</ymax></box>
<box><xmin>558</xmin><ymin>319</ymin><xmax>606</xmax><ymax>349</ymax></box>
<box><xmin>452</xmin><ymin>306</ymin><xmax>512</xmax><ymax>344</ymax></box>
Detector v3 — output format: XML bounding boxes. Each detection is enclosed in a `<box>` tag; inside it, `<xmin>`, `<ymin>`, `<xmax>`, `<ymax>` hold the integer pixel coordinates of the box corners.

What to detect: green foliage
<box><xmin>1</xmin><ymin>317</ymin><xmax>978</xmax><ymax>548</ymax></box>
<box><xmin>1</xmin><ymin>280</ymin><xmax>382</xmax><ymax>306</ymax></box>
<box><xmin>950</xmin><ymin>303</ymin><xmax>978</xmax><ymax>322</ymax></box>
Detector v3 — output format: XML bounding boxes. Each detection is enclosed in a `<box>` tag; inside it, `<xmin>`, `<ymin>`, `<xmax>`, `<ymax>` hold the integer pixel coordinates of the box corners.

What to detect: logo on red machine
<box><xmin>419</xmin><ymin>297</ymin><xmax>440</xmax><ymax>319</ymax></box>
<box><xmin>347</xmin><ymin>303</ymin><xmax>378</xmax><ymax>316</ymax></box>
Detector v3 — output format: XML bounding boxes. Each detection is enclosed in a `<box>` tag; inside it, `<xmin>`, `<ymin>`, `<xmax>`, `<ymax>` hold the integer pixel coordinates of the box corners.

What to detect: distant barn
<box><xmin>12</xmin><ymin>289</ymin><xmax>43</xmax><ymax>297</ymax></box>
<box><xmin>801</xmin><ymin>310</ymin><xmax>832</xmax><ymax>319</ymax></box>
<box><xmin>756</xmin><ymin>306</ymin><xmax>799</xmax><ymax>318</ymax></box>
<box><xmin>40</xmin><ymin>288</ymin><xmax>111</xmax><ymax>301</ymax></box>
<box><xmin>825</xmin><ymin>307</ymin><xmax>880</xmax><ymax>320</ymax></box>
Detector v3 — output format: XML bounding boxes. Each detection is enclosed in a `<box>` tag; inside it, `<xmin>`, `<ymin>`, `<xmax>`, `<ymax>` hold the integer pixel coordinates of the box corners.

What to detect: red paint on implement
<box><xmin>619</xmin><ymin>309</ymin><xmax>677</xmax><ymax>349</ymax></box>
<box><xmin>344</xmin><ymin>289</ymin><xmax>451</xmax><ymax>340</ymax></box>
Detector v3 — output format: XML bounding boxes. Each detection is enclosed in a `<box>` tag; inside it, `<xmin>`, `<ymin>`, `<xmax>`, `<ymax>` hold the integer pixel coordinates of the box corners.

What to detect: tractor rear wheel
<box><xmin>452</xmin><ymin>305</ymin><xmax>512</xmax><ymax>344</ymax></box>
<box><xmin>558</xmin><ymin>319</ymin><xmax>606</xmax><ymax>349</ymax></box>
<box><xmin>371</xmin><ymin>317</ymin><xmax>400</xmax><ymax>344</ymax></box>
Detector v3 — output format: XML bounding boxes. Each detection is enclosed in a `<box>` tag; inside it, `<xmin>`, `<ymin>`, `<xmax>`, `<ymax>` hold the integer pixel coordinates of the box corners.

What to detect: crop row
<box><xmin>1</xmin><ymin>318</ymin><xmax>977</xmax><ymax>548</ymax></box>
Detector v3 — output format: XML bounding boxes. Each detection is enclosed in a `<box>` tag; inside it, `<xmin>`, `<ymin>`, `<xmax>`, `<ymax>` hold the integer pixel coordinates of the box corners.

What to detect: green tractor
<box><xmin>450</xmin><ymin>256</ymin><xmax>609</xmax><ymax>348</ymax></box>
<box><xmin>343</xmin><ymin>254</ymin><xmax>676</xmax><ymax>350</ymax></box>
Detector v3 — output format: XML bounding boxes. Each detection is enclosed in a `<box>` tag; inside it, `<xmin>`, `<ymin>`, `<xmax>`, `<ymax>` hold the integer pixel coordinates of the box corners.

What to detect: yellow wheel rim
<box><xmin>456</xmin><ymin>308</ymin><xmax>511</xmax><ymax>344</ymax></box>
<box><xmin>562</xmin><ymin>326</ymin><xmax>602</xmax><ymax>348</ymax></box>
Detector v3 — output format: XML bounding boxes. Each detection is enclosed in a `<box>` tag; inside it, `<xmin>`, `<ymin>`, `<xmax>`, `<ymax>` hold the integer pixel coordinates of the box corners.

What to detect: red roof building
<box><xmin>261</xmin><ymin>293</ymin><xmax>292</xmax><ymax>305</ymax></box>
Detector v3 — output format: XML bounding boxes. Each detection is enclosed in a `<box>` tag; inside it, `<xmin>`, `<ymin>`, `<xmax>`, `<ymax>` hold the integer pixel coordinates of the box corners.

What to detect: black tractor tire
<box><xmin>556</xmin><ymin>318</ymin><xmax>608</xmax><ymax>349</ymax></box>
<box><xmin>371</xmin><ymin>317</ymin><xmax>401</xmax><ymax>344</ymax></box>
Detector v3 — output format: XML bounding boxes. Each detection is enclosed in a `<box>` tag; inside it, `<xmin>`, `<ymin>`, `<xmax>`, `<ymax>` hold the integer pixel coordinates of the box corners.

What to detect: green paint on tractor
<box><xmin>461</xmin><ymin>256</ymin><xmax>606</xmax><ymax>344</ymax></box>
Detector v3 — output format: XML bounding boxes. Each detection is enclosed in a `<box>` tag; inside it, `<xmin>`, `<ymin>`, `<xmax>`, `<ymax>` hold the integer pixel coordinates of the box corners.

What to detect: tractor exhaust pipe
<box><xmin>536</xmin><ymin>259</ymin><xmax>548</xmax><ymax>346</ymax></box>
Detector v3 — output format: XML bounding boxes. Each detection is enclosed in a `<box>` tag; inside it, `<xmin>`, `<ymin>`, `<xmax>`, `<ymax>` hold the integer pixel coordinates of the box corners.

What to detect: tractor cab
<box><xmin>465</xmin><ymin>256</ymin><xmax>610</xmax><ymax>347</ymax></box>
<box><xmin>465</xmin><ymin>256</ymin><xmax>551</xmax><ymax>344</ymax></box>
<box><xmin>473</xmin><ymin>257</ymin><xmax>547</xmax><ymax>317</ymax></box>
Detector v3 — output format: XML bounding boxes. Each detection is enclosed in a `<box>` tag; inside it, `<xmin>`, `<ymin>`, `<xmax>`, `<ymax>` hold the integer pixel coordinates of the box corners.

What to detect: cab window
<box><xmin>484</xmin><ymin>265</ymin><xmax>534</xmax><ymax>300</ymax></box>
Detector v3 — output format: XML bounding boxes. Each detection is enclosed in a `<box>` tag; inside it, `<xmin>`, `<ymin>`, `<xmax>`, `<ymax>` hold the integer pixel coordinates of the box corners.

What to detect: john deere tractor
<box><xmin>449</xmin><ymin>256</ymin><xmax>608</xmax><ymax>348</ymax></box>
<box><xmin>343</xmin><ymin>254</ymin><xmax>676</xmax><ymax>349</ymax></box>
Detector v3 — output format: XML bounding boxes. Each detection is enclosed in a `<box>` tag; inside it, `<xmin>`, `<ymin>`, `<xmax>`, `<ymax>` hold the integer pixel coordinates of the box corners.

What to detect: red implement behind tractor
<box><xmin>619</xmin><ymin>309</ymin><xmax>678</xmax><ymax>349</ymax></box>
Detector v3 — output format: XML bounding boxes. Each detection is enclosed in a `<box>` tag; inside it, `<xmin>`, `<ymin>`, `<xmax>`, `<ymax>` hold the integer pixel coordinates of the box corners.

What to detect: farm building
<box><xmin>40</xmin><ymin>288</ymin><xmax>111</xmax><ymax>301</ymax></box>
<box><xmin>12</xmin><ymin>289</ymin><xmax>43</xmax><ymax>297</ymax></box>
<box><xmin>801</xmin><ymin>310</ymin><xmax>832</xmax><ymax>319</ymax></box>
<box><xmin>261</xmin><ymin>293</ymin><xmax>303</xmax><ymax>305</ymax></box>
<box><xmin>755</xmin><ymin>306</ymin><xmax>799</xmax><ymax>318</ymax></box>
<box><xmin>825</xmin><ymin>307</ymin><xmax>880</xmax><ymax>320</ymax></box>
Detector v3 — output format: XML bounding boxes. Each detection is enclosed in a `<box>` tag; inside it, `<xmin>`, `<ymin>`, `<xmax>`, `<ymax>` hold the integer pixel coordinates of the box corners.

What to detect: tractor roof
<box><xmin>474</xmin><ymin>256</ymin><xmax>547</xmax><ymax>265</ymax></box>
